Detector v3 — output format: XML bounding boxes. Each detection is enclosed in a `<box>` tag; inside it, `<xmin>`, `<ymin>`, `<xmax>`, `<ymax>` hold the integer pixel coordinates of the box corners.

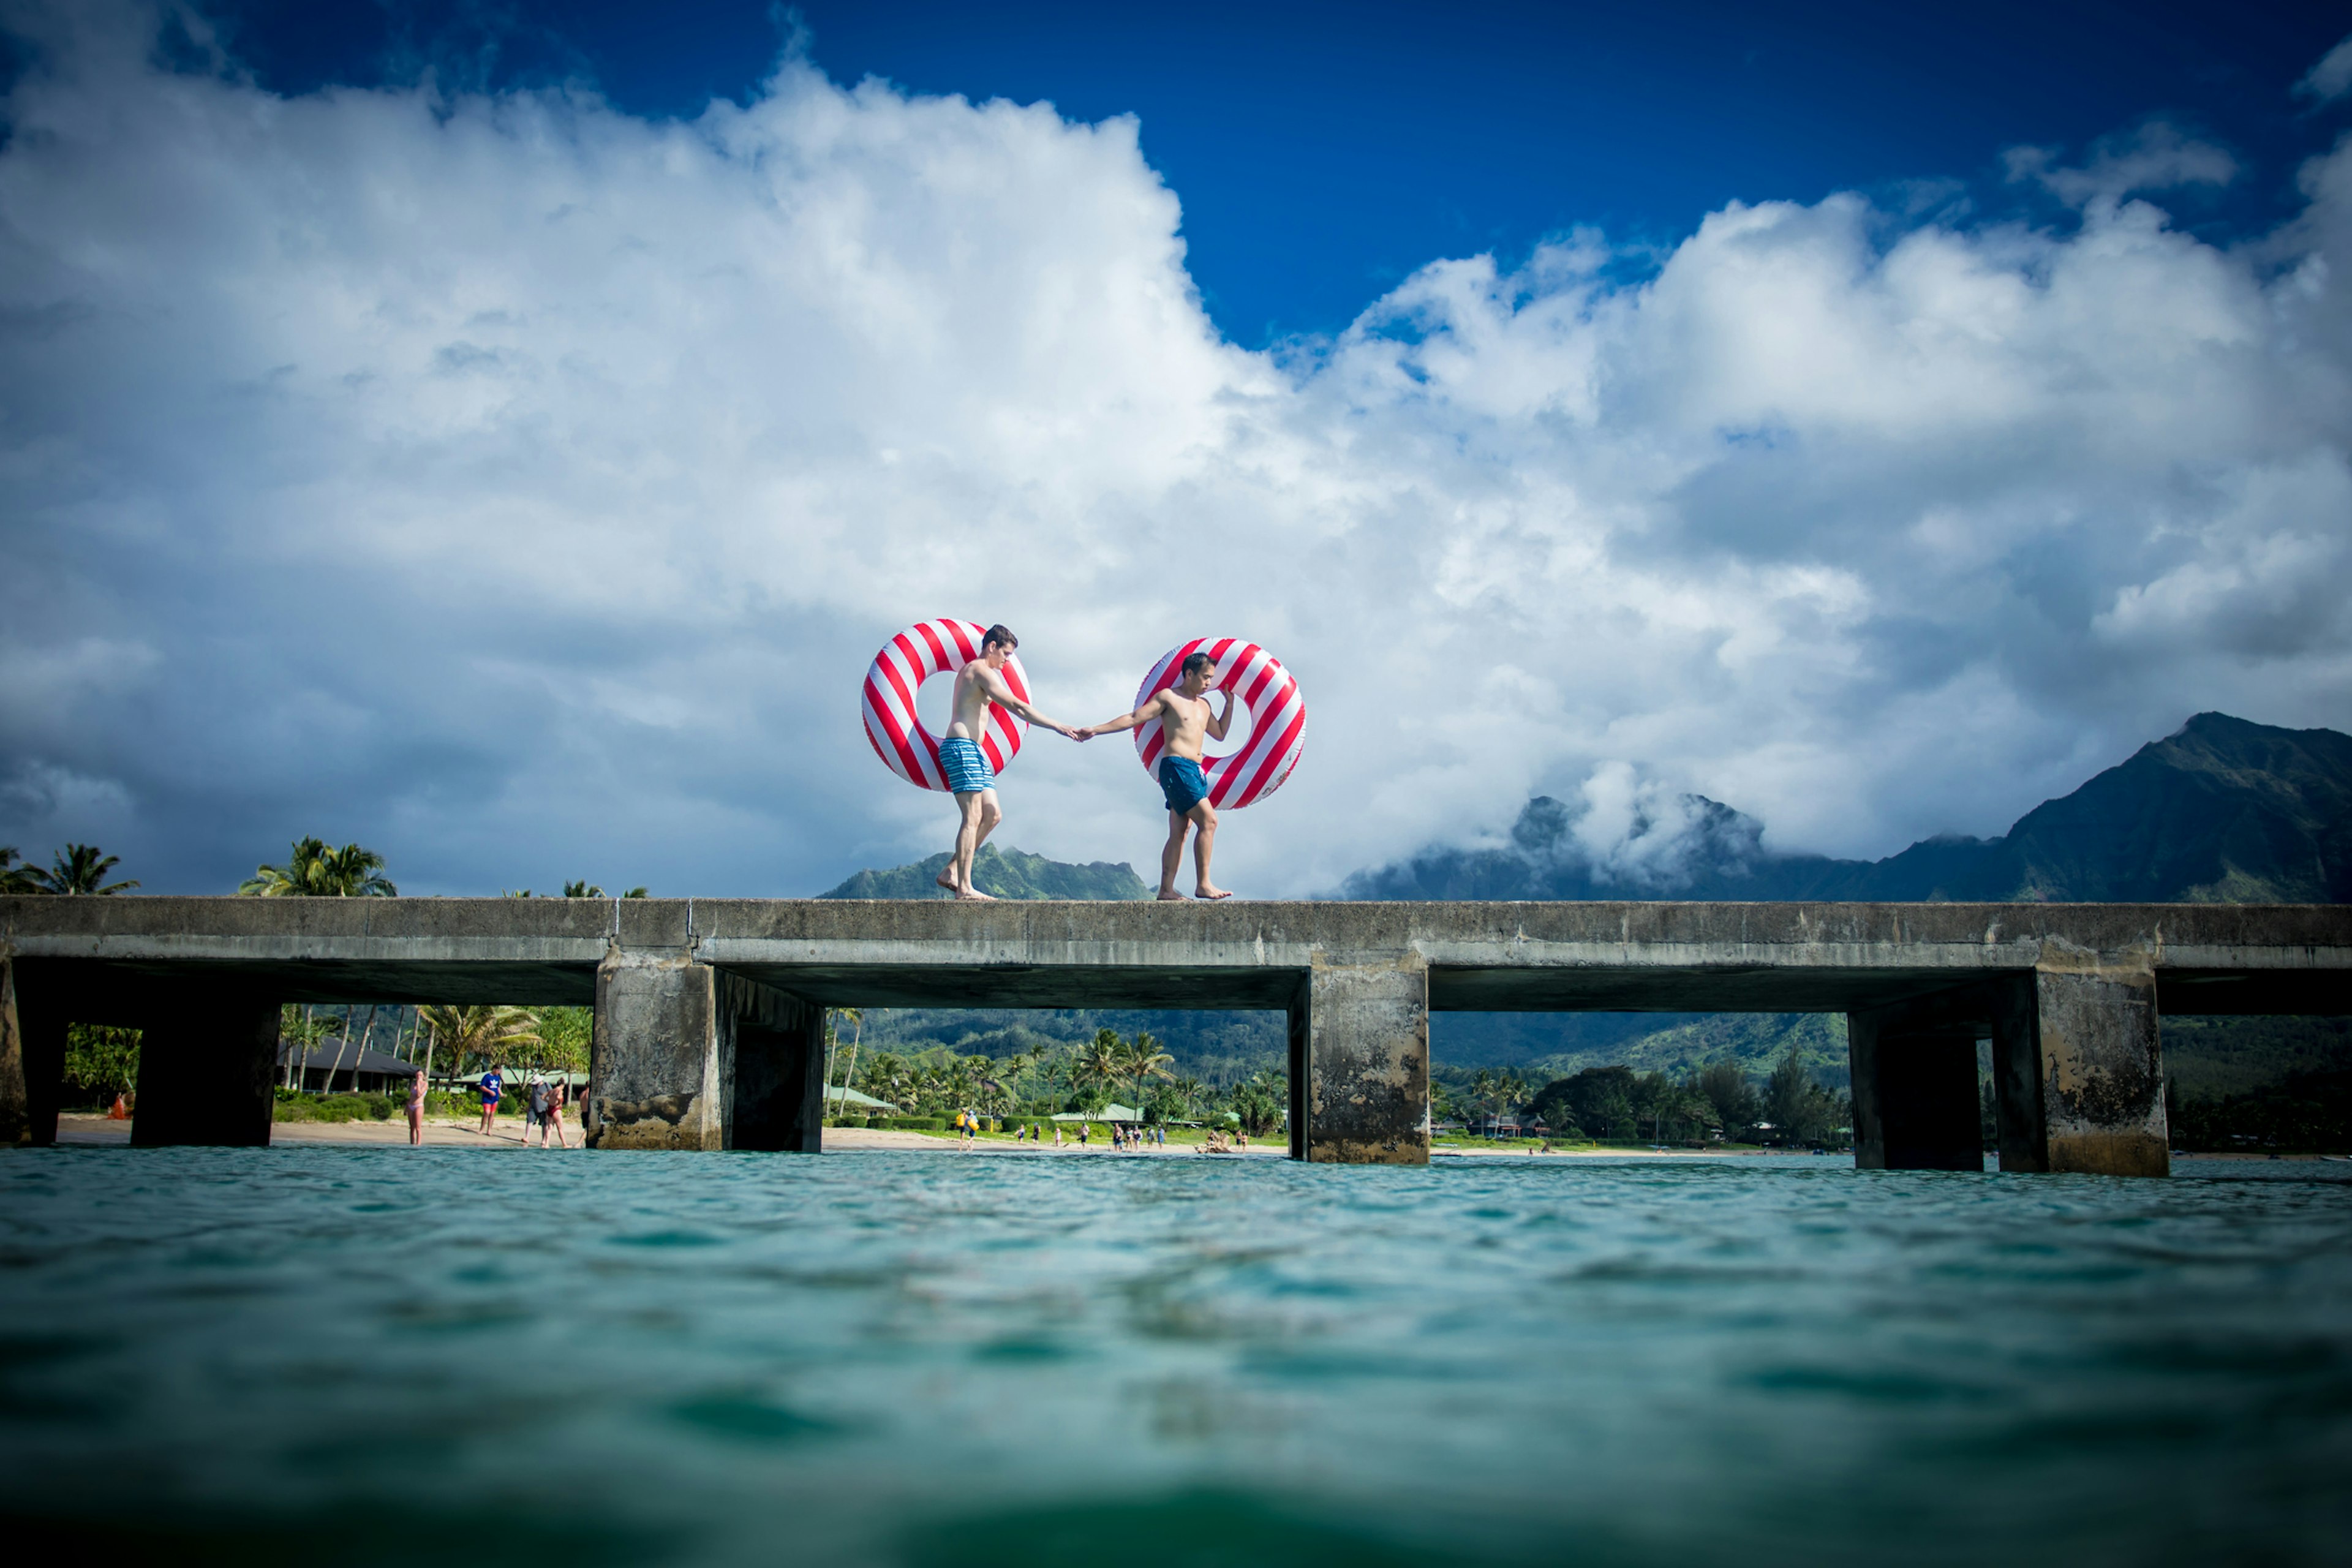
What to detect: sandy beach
<box><xmin>55</xmin><ymin>1114</ymin><xmax>563</xmax><ymax>1148</ymax></box>
<box><xmin>51</xmin><ymin>1115</ymin><xmax>1289</xmax><ymax>1155</ymax></box>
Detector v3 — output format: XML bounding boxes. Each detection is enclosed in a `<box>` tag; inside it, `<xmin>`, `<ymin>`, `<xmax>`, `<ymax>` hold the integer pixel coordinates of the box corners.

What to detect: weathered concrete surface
<box><xmin>2</xmin><ymin>897</ymin><xmax>2343</xmax><ymax>1164</ymax></box>
<box><xmin>589</xmin><ymin>951</ymin><xmax>722</xmax><ymax>1150</ymax></box>
<box><xmin>1848</xmin><ymin>965</ymin><xmax>2170</xmax><ymax>1177</ymax></box>
<box><xmin>584</xmin><ymin>955</ymin><xmax>826</xmax><ymax>1152</ymax></box>
<box><xmin>4</xmin><ymin>897</ymin><xmax>2345</xmax><ymax>1009</ymax></box>
<box><xmin>2032</xmin><ymin>965</ymin><xmax>2168</xmax><ymax>1177</ymax></box>
<box><xmin>1304</xmin><ymin>956</ymin><xmax>1428</xmax><ymax>1164</ymax></box>
<box><xmin>0</xmin><ymin>956</ymin><xmax>28</xmax><ymax>1146</ymax></box>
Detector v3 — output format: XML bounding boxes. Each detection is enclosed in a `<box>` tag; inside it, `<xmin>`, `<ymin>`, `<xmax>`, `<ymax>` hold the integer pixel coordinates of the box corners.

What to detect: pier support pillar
<box><xmin>720</xmin><ymin>973</ymin><xmax>826</xmax><ymax>1153</ymax></box>
<box><xmin>1297</xmin><ymin>954</ymin><xmax>1428</xmax><ymax>1164</ymax></box>
<box><xmin>590</xmin><ymin>954</ymin><xmax>723</xmax><ymax>1149</ymax></box>
<box><xmin>130</xmin><ymin>987</ymin><xmax>279</xmax><ymax>1147</ymax></box>
<box><xmin>587</xmin><ymin>954</ymin><xmax>824</xmax><ymax>1151</ymax></box>
<box><xmin>10</xmin><ymin>967</ymin><xmax>67</xmax><ymax>1148</ymax></box>
<box><xmin>0</xmin><ymin>955</ymin><xmax>26</xmax><ymax>1145</ymax></box>
<box><xmin>1988</xmin><ymin>962</ymin><xmax>2168</xmax><ymax>1177</ymax></box>
<box><xmin>1849</xmin><ymin>994</ymin><xmax>1983</xmax><ymax>1171</ymax></box>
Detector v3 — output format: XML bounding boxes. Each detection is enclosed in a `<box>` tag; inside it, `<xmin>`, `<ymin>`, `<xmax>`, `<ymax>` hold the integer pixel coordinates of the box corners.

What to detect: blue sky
<box><xmin>4</xmin><ymin>1</ymin><xmax>2352</xmax><ymax>898</ymax></box>
<box><xmin>182</xmin><ymin>1</ymin><xmax>2352</xmax><ymax>341</ymax></box>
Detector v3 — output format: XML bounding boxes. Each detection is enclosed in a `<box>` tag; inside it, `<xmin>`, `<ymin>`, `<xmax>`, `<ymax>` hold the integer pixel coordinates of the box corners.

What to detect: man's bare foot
<box><xmin>1156</xmin><ymin>889</ymin><xmax>1188</xmax><ymax>901</ymax></box>
<box><xmin>956</xmin><ymin>887</ymin><xmax>997</xmax><ymax>901</ymax></box>
<box><xmin>936</xmin><ymin>869</ymin><xmax>959</xmax><ymax>891</ymax></box>
<box><xmin>1195</xmin><ymin>886</ymin><xmax>1234</xmax><ymax>900</ymax></box>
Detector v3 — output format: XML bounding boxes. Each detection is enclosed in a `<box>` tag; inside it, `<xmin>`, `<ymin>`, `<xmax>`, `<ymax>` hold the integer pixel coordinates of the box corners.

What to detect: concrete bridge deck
<box><xmin>4</xmin><ymin>897</ymin><xmax>2348</xmax><ymax>1173</ymax></box>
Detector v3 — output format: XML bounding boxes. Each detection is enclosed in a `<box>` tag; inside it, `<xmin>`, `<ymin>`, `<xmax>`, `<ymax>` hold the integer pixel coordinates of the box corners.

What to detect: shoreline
<box><xmin>42</xmin><ymin>1117</ymin><xmax>2345</xmax><ymax>1161</ymax></box>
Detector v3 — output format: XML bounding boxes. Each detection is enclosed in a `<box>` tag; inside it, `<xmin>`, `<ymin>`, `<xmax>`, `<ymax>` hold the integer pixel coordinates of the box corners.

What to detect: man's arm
<box><xmin>1076</xmin><ymin>691</ymin><xmax>1167</xmax><ymax>741</ymax></box>
<box><xmin>978</xmin><ymin>667</ymin><xmax>1080</xmax><ymax>739</ymax></box>
<box><xmin>1206</xmin><ymin>688</ymin><xmax>1235</xmax><ymax>742</ymax></box>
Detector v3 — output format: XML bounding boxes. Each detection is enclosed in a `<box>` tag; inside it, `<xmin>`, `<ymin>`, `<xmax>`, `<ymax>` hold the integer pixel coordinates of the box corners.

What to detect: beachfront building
<box><xmin>275</xmin><ymin>1040</ymin><xmax>420</xmax><ymax>1095</ymax></box>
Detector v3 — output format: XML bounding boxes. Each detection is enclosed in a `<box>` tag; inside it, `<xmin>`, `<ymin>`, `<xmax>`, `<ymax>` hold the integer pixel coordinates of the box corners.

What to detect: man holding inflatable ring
<box><xmin>937</xmin><ymin>624</ymin><xmax>1085</xmax><ymax>901</ymax></box>
<box><xmin>1077</xmin><ymin>651</ymin><xmax>1235</xmax><ymax>901</ymax></box>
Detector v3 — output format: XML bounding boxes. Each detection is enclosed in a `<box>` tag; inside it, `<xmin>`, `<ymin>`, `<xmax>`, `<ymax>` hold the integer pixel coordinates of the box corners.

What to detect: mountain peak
<box><xmin>1348</xmin><ymin>713</ymin><xmax>2352</xmax><ymax>905</ymax></box>
<box><xmin>816</xmin><ymin>843</ymin><xmax>1150</xmax><ymax>901</ymax></box>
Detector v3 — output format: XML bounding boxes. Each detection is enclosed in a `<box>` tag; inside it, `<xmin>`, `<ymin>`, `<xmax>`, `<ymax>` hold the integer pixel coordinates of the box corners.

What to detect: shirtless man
<box><xmin>1078</xmin><ymin>651</ymin><xmax>1235</xmax><ymax>900</ymax></box>
<box><xmin>936</xmin><ymin>624</ymin><xmax>1083</xmax><ymax>901</ymax></box>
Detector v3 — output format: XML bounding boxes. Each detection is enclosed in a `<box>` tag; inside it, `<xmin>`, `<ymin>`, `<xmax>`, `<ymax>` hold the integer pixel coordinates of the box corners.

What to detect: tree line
<box><xmin>1438</xmin><ymin>1050</ymin><xmax>1852</xmax><ymax>1147</ymax></box>
<box><xmin>2</xmin><ymin>836</ymin><xmax>650</xmax><ymax>900</ymax></box>
<box><xmin>823</xmin><ymin>1014</ymin><xmax>1287</xmax><ymax>1134</ymax></box>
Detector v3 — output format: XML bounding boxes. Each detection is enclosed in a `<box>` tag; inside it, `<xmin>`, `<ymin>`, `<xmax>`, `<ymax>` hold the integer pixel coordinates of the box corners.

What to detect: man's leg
<box><xmin>1189</xmin><ymin>801</ymin><xmax>1230</xmax><ymax>899</ymax></box>
<box><xmin>1158</xmin><ymin>812</ymin><xmax>1189</xmax><ymax>900</ymax></box>
<box><xmin>948</xmin><ymin>791</ymin><xmax>984</xmax><ymax>895</ymax></box>
<box><xmin>949</xmin><ymin>791</ymin><xmax>1001</xmax><ymax>899</ymax></box>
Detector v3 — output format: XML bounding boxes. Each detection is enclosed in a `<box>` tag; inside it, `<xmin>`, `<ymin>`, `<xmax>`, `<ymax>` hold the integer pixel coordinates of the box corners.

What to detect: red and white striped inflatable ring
<box><xmin>862</xmin><ymin>619</ymin><xmax>1033</xmax><ymax>791</ymax></box>
<box><xmin>1132</xmin><ymin>638</ymin><xmax>1306</xmax><ymax>810</ymax></box>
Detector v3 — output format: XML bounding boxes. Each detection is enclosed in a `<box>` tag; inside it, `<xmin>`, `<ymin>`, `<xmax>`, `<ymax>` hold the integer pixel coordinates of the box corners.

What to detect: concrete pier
<box><xmin>3</xmin><ymin>897</ymin><xmax>2345</xmax><ymax>1169</ymax></box>
<box><xmin>587</xmin><ymin>953</ymin><xmax>825</xmax><ymax>1151</ymax></box>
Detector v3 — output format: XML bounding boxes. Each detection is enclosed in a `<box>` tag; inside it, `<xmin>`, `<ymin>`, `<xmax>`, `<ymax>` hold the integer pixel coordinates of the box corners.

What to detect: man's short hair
<box><xmin>1180</xmin><ymin>651</ymin><xmax>1215</xmax><ymax>680</ymax></box>
<box><xmin>982</xmin><ymin>624</ymin><xmax>1017</xmax><ymax>650</ymax></box>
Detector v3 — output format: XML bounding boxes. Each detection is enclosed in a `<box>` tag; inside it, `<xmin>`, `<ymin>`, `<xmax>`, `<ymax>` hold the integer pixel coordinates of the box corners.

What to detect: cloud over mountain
<box><xmin>4</xmin><ymin>1</ymin><xmax>2351</xmax><ymax>896</ymax></box>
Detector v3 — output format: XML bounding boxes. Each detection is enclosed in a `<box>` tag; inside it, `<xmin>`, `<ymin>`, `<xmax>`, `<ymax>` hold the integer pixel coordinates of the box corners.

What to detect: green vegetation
<box><xmin>5</xmin><ymin>842</ymin><xmax>139</xmax><ymax>894</ymax></box>
<box><xmin>2170</xmin><ymin>1069</ymin><xmax>2352</xmax><ymax>1153</ymax></box>
<box><xmin>1491</xmin><ymin>1047</ymin><xmax>1850</xmax><ymax>1148</ymax></box>
<box><xmin>415</xmin><ymin>1005</ymin><xmax>541</xmax><ymax>1077</ymax></box>
<box><xmin>818</xmin><ymin>843</ymin><xmax>1150</xmax><ymax>901</ymax></box>
<box><xmin>62</xmin><ymin>1024</ymin><xmax>141</xmax><ymax>1104</ymax></box>
<box><xmin>239</xmin><ymin>837</ymin><xmax>394</xmax><ymax>897</ymax></box>
<box><xmin>823</xmin><ymin>1015</ymin><xmax>1278</xmax><ymax>1131</ymax></box>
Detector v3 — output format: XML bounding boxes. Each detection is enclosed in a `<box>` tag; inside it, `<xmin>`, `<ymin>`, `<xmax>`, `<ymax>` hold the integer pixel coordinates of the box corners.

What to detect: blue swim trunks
<box><xmin>1158</xmin><ymin>755</ymin><xmax>1209</xmax><ymax>814</ymax></box>
<box><xmin>938</xmin><ymin>736</ymin><xmax>995</xmax><ymax>795</ymax></box>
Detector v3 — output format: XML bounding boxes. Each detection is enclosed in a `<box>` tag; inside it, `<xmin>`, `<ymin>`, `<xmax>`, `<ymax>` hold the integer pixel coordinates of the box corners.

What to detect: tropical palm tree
<box><xmin>279</xmin><ymin>1005</ymin><xmax>342</xmax><ymax>1090</ymax></box>
<box><xmin>1120</xmin><ymin>1032</ymin><xmax>1175</xmax><ymax>1110</ymax></box>
<box><xmin>413</xmin><ymin>1005</ymin><xmax>541</xmax><ymax>1079</ymax></box>
<box><xmin>21</xmin><ymin>843</ymin><xmax>139</xmax><ymax>895</ymax></box>
<box><xmin>1</xmin><ymin>846</ymin><xmax>37</xmax><ymax>894</ymax></box>
<box><xmin>239</xmin><ymin>837</ymin><xmax>395</xmax><ymax>897</ymax></box>
<box><xmin>1164</xmin><ymin>1076</ymin><xmax>1207</xmax><ymax>1120</ymax></box>
<box><xmin>564</xmin><ymin>880</ymin><xmax>605</xmax><ymax>898</ymax></box>
<box><xmin>1072</xmin><ymin>1028</ymin><xmax>1125</xmax><ymax>1110</ymax></box>
<box><xmin>1228</xmin><ymin>1069</ymin><xmax>1289</xmax><ymax>1137</ymax></box>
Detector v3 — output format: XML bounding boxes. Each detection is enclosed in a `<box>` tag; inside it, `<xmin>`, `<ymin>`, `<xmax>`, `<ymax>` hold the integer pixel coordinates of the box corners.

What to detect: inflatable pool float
<box><xmin>862</xmin><ymin>618</ymin><xmax>1033</xmax><ymax>791</ymax></box>
<box><xmin>1132</xmin><ymin>638</ymin><xmax>1305</xmax><ymax>809</ymax></box>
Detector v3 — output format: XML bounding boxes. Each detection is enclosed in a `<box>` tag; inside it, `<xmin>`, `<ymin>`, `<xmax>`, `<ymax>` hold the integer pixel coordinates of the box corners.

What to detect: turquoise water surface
<box><xmin>2</xmin><ymin>1148</ymin><xmax>2348</xmax><ymax>1564</ymax></box>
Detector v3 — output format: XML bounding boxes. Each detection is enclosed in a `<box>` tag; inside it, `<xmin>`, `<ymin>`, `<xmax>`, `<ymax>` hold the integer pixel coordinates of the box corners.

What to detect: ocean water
<box><xmin>1</xmin><ymin>1149</ymin><xmax>2348</xmax><ymax>1565</ymax></box>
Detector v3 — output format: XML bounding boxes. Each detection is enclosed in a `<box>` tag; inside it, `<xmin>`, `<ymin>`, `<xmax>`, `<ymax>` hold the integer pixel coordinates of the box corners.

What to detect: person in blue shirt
<box><xmin>477</xmin><ymin>1063</ymin><xmax>506</xmax><ymax>1137</ymax></box>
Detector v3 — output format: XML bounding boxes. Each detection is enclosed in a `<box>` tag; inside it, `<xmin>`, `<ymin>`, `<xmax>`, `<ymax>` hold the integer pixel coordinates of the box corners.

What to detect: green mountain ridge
<box><xmin>818</xmin><ymin>844</ymin><xmax>1149</xmax><ymax>902</ymax></box>
<box><xmin>816</xmin><ymin>714</ymin><xmax>2352</xmax><ymax>1106</ymax></box>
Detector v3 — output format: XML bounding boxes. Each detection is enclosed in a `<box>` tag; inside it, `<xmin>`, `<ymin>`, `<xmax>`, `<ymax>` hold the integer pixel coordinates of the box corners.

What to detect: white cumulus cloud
<box><xmin>2</xmin><ymin>0</ymin><xmax>2350</xmax><ymax>897</ymax></box>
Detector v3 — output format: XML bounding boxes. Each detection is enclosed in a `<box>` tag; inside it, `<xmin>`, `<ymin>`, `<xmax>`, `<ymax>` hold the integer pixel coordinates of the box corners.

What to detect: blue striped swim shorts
<box><xmin>938</xmin><ymin>737</ymin><xmax>995</xmax><ymax>795</ymax></box>
<box><xmin>1158</xmin><ymin>755</ymin><xmax>1208</xmax><ymax>813</ymax></box>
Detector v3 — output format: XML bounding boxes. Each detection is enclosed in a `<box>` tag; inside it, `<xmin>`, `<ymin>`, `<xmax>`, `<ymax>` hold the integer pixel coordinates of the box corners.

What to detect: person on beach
<box><xmin>477</xmin><ymin>1063</ymin><xmax>505</xmax><ymax>1136</ymax></box>
<box><xmin>405</xmin><ymin>1069</ymin><xmax>426</xmax><ymax>1146</ymax></box>
<box><xmin>936</xmin><ymin>625</ymin><xmax>1085</xmax><ymax>901</ymax></box>
<box><xmin>545</xmin><ymin>1080</ymin><xmax>571</xmax><ymax>1150</ymax></box>
<box><xmin>1077</xmin><ymin>651</ymin><xmax>1235</xmax><ymax>900</ymax></box>
<box><xmin>526</xmin><ymin>1076</ymin><xmax>553</xmax><ymax>1148</ymax></box>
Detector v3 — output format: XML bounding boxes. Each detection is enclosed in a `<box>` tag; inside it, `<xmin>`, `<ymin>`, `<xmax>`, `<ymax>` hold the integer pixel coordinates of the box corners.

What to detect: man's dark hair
<box><xmin>1181</xmin><ymin>651</ymin><xmax>1215</xmax><ymax>680</ymax></box>
<box><xmin>982</xmin><ymin>624</ymin><xmax>1018</xmax><ymax>651</ymax></box>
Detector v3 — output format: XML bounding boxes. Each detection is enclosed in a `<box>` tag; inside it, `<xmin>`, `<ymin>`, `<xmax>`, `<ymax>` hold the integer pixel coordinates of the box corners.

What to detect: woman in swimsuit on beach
<box><xmin>405</xmin><ymin>1070</ymin><xmax>426</xmax><ymax>1146</ymax></box>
